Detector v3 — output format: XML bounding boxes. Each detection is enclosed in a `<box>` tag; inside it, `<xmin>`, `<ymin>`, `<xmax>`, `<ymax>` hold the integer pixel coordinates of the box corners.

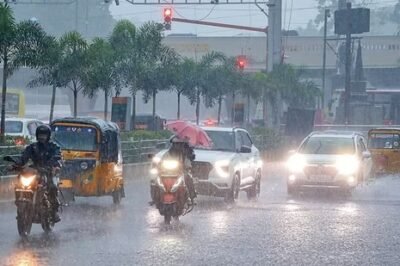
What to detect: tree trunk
<box><xmin>49</xmin><ymin>84</ymin><xmax>57</xmax><ymax>123</ymax></box>
<box><xmin>152</xmin><ymin>89</ymin><xmax>156</xmax><ymax>131</ymax></box>
<box><xmin>73</xmin><ymin>89</ymin><xmax>78</xmax><ymax>118</ymax></box>
<box><xmin>1</xmin><ymin>52</ymin><xmax>8</xmax><ymax>144</ymax></box>
<box><xmin>217</xmin><ymin>95</ymin><xmax>222</xmax><ymax>125</ymax></box>
<box><xmin>196</xmin><ymin>89</ymin><xmax>200</xmax><ymax>125</ymax></box>
<box><xmin>231</xmin><ymin>91</ymin><xmax>236</xmax><ymax>126</ymax></box>
<box><xmin>104</xmin><ymin>90</ymin><xmax>108</xmax><ymax>121</ymax></box>
<box><xmin>132</xmin><ymin>92</ymin><xmax>136</xmax><ymax>130</ymax></box>
<box><xmin>247</xmin><ymin>94</ymin><xmax>251</xmax><ymax>126</ymax></box>
<box><xmin>177</xmin><ymin>91</ymin><xmax>181</xmax><ymax>120</ymax></box>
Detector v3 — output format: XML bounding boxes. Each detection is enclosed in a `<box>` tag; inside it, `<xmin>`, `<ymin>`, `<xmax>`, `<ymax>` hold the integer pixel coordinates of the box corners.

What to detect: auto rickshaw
<box><xmin>368</xmin><ymin>128</ymin><xmax>400</xmax><ymax>174</ymax></box>
<box><xmin>50</xmin><ymin>117</ymin><xmax>125</xmax><ymax>204</ymax></box>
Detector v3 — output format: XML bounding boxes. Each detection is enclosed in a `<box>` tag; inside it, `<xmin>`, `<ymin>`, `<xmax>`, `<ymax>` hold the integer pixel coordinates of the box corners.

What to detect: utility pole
<box><xmin>322</xmin><ymin>9</ymin><xmax>330</xmax><ymax>109</ymax></box>
<box><xmin>344</xmin><ymin>2</ymin><xmax>352</xmax><ymax>124</ymax></box>
<box><xmin>266</xmin><ymin>0</ymin><xmax>282</xmax><ymax>128</ymax></box>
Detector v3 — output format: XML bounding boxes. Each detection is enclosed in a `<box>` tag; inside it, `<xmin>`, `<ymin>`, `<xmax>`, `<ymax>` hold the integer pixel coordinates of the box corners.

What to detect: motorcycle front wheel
<box><xmin>16</xmin><ymin>202</ymin><xmax>33</xmax><ymax>237</ymax></box>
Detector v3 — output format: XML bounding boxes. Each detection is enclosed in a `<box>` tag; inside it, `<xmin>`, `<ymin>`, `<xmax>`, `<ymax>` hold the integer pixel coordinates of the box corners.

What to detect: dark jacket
<box><xmin>17</xmin><ymin>142</ymin><xmax>62</xmax><ymax>169</ymax></box>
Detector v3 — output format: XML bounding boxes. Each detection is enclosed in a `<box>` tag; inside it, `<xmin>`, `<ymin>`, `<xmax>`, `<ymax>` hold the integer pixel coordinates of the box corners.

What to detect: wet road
<box><xmin>2</xmin><ymin>163</ymin><xmax>400</xmax><ymax>265</ymax></box>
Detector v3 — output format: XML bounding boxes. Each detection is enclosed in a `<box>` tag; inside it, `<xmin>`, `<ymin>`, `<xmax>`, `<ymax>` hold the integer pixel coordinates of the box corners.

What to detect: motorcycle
<box><xmin>4</xmin><ymin>156</ymin><xmax>60</xmax><ymax>237</ymax></box>
<box><xmin>150</xmin><ymin>158</ymin><xmax>193</xmax><ymax>225</ymax></box>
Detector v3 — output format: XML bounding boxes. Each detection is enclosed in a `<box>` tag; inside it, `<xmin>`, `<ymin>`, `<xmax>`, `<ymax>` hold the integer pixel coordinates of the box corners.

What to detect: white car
<box><xmin>286</xmin><ymin>131</ymin><xmax>373</xmax><ymax>195</ymax></box>
<box><xmin>5</xmin><ymin>118</ymin><xmax>45</xmax><ymax>142</ymax></box>
<box><xmin>151</xmin><ymin>127</ymin><xmax>263</xmax><ymax>202</ymax></box>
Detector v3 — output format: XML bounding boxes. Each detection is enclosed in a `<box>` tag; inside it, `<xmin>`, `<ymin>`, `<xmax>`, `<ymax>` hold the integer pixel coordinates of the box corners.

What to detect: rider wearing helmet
<box><xmin>16</xmin><ymin>125</ymin><xmax>62</xmax><ymax>222</ymax></box>
<box><xmin>164</xmin><ymin>136</ymin><xmax>197</xmax><ymax>203</ymax></box>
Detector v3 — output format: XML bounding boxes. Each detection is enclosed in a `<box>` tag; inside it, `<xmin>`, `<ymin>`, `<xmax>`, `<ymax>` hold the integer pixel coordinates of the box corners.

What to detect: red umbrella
<box><xmin>166</xmin><ymin>121</ymin><xmax>212</xmax><ymax>147</ymax></box>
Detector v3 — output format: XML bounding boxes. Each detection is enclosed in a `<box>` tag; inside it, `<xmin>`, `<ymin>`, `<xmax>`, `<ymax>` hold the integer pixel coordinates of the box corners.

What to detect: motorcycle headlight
<box><xmin>336</xmin><ymin>155</ymin><xmax>359</xmax><ymax>175</ymax></box>
<box><xmin>215</xmin><ymin>160</ymin><xmax>230</xmax><ymax>178</ymax></box>
<box><xmin>20</xmin><ymin>175</ymin><xmax>35</xmax><ymax>187</ymax></box>
<box><xmin>161</xmin><ymin>160</ymin><xmax>179</xmax><ymax>170</ymax></box>
<box><xmin>286</xmin><ymin>154</ymin><xmax>306</xmax><ymax>173</ymax></box>
<box><xmin>80</xmin><ymin>162</ymin><xmax>88</xmax><ymax>170</ymax></box>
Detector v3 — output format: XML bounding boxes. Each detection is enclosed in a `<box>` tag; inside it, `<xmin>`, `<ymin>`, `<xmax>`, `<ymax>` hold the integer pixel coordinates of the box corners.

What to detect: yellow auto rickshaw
<box><xmin>368</xmin><ymin>128</ymin><xmax>400</xmax><ymax>174</ymax></box>
<box><xmin>50</xmin><ymin>117</ymin><xmax>124</xmax><ymax>204</ymax></box>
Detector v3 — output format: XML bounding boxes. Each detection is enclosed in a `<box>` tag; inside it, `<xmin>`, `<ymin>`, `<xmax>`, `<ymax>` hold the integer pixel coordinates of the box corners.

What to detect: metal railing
<box><xmin>121</xmin><ymin>139</ymin><xmax>169</xmax><ymax>164</ymax></box>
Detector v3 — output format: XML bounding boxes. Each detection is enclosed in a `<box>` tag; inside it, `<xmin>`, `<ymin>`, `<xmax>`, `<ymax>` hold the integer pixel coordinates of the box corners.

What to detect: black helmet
<box><xmin>36</xmin><ymin>124</ymin><xmax>51</xmax><ymax>142</ymax></box>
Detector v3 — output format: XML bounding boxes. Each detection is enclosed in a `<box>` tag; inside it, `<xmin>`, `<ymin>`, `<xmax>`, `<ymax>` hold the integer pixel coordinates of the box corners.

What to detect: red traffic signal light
<box><xmin>163</xmin><ymin>7</ymin><xmax>173</xmax><ymax>23</ymax></box>
<box><xmin>236</xmin><ymin>56</ymin><xmax>247</xmax><ymax>70</ymax></box>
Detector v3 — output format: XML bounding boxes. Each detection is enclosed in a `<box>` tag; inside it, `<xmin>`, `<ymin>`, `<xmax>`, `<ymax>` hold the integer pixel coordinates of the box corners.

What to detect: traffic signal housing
<box><xmin>163</xmin><ymin>7</ymin><xmax>173</xmax><ymax>30</ymax></box>
<box><xmin>236</xmin><ymin>55</ymin><xmax>247</xmax><ymax>70</ymax></box>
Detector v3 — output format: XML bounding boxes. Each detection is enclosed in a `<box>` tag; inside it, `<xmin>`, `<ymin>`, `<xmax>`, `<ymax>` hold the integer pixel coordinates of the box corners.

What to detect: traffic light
<box><xmin>163</xmin><ymin>7</ymin><xmax>173</xmax><ymax>30</ymax></box>
<box><xmin>236</xmin><ymin>56</ymin><xmax>247</xmax><ymax>70</ymax></box>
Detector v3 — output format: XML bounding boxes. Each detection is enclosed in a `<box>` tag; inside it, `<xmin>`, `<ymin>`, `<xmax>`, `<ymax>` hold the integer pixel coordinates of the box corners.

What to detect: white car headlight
<box><xmin>152</xmin><ymin>156</ymin><xmax>161</xmax><ymax>164</ymax></box>
<box><xmin>286</xmin><ymin>154</ymin><xmax>306</xmax><ymax>173</ymax></box>
<box><xmin>336</xmin><ymin>155</ymin><xmax>359</xmax><ymax>175</ymax></box>
<box><xmin>161</xmin><ymin>160</ymin><xmax>179</xmax><ymax>170</ymax></box>
<box><xmin>20</xmin><ymin>175</ymin><xmax>35</xmax><ymax>187</ymax></box>
<box><xmin>215</xmin><ymin>160</ymin><xmax>230</xmax><ymax>178</ymax></box>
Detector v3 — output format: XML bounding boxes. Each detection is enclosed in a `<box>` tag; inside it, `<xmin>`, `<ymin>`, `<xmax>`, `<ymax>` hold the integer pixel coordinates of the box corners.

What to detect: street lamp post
<box><xmin>322</xmin><ymin>9</ymin><xmax>330</xmax><ymax>109</ymax></box>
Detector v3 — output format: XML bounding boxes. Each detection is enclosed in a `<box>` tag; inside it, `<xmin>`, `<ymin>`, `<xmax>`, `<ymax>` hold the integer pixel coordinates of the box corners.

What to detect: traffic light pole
<box><xmin>344</xmin><ymin>2</ymin><xmax>352</xmax><ymax>124</ymax></box>
<box><xmin>171</xmin><ymin>18</ymin><xmax>267</xmax><ymax>33</ymax></box>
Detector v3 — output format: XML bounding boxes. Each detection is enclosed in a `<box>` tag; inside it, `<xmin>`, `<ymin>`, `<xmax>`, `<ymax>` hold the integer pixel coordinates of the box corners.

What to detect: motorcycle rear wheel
<box><xmin>164</xmin><ymin>215</ymin><xmax>172</xmax><ymax>225</ymax></box>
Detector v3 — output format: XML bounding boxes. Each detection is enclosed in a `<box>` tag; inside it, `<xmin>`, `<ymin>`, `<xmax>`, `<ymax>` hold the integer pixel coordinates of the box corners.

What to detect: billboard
<box><xmin>111</xmin><ymin>97</ymin><xmax>131</xmax><ymax>131</ymax></box>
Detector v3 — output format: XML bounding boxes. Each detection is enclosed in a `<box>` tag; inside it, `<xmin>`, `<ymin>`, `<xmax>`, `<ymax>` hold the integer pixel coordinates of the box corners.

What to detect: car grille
<box><xmin>192</xmin><ymin>162</ymin><xmax>213</xmax><ymax>180</ymax></box>
<box><xmin>304</xmin><ymin>165</ymin><xmax>338</xmax><ymax>177</ymax></box>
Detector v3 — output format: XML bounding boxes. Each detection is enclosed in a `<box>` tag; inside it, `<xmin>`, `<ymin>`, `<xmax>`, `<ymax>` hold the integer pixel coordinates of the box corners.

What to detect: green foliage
<box><xmin>121</xmin><ymin>130</ymin><xmax>172</xmax><ymax>141</ymax></box>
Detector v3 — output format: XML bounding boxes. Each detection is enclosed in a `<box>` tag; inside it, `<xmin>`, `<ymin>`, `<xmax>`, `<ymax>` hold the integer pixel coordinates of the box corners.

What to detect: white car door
<box><xmin>237</xmin><ymin>130</ymin><xmax>253</xmax><ymax>186</ymax></box>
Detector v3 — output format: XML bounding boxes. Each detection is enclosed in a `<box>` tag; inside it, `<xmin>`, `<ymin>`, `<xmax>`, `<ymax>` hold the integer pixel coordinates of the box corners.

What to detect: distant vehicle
<box><xmin>368</xmin><ymin>128</ymin><xmax>400</xmax><ymax>174</ymax></box>
<box><xmin>134</xmin><ymin>114</ymin><xmax>166</xmax><ymax>131</ymax></box>
<box><xmin>5</xmin><ymin>118</ymin><xmax>44</xmax><ymax>142</ymax></box>
<box><xmin>151</xmin><ymin>127</ymin><xmax>262</xmax><ymax>202</ymax></box>
<box><xmin>286</xmin><ymin>131</ymin><xmax>373</xmax><ymax>195</ymax></box>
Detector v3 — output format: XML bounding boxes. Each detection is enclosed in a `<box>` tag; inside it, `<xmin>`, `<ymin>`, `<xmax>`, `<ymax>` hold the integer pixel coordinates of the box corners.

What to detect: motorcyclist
<box><xmin>14</xmin><ymin>125</ymin><xmax>62</xmax><ymax>223</ymax></box>
<box><xmin>150</xmin><ymin>136</ymin><xmax>197</xmax><ymax>206</ymax></box>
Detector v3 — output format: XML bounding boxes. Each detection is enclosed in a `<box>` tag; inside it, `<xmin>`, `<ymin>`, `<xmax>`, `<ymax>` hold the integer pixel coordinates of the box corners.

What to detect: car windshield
<box><xmin>52</xmin><ymin>125</ymin><xmax>97</xmax><ymax>151</ymax></box>
<box><xmin>201</xmin><ymin>130</ymin><xmax>235</xmax><ymax>152</ymax></box>
<box><xmin>369</xmin><ymin>133</ymin><xmax>400</xmax><ymax>149</ymax></box>
<box><xmin>5</xmin><ymin>121</ymin><xmax>23</xmax><ymax>133</ymax></box>
<box><xmin>299</xmin><ymin>136</ymin><xmax>355</xmax><ymax>155</ymax></box>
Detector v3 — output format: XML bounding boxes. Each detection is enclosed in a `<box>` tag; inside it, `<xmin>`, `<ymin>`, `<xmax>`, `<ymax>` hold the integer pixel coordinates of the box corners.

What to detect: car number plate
<box><xmin>309</xmin><ymin>175</ymin><xmax>332</xmax><ymax>182</ymax></box>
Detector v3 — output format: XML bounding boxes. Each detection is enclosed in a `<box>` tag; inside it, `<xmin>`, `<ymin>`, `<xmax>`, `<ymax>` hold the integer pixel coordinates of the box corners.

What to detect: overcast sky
<box><xmin>109</xmin><ymin>0</ymin><xmax>319</xmax><ymax>36</ymax></box>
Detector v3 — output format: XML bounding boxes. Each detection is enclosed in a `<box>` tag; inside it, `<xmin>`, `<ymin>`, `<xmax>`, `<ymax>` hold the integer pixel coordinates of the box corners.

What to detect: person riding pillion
<box><xmin>15</xmin><ymin>125</ymin><xmax>63</xmax><ymax>223</ymax></box>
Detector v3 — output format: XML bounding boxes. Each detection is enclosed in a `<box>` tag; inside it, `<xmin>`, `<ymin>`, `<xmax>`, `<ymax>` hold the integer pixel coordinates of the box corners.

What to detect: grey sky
<box><xmin>109</xmin><ymin>0</ymin><xmax>318</xmax><ymax>36</ymax></box>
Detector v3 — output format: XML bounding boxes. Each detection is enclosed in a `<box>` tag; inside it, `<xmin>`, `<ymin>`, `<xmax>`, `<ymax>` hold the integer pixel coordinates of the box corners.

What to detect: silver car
<box><xmin>286</xmin><ymin>131</ymin><xmax>373</xmax><ymax>195</ymax></box>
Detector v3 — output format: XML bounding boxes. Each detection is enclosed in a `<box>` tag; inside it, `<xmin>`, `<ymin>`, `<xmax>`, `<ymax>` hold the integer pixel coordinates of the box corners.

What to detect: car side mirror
<box><xmin>362</xmin><ymin>151</ymin><xmax>371</xmax><ymax>159</ymax></box>
<box><xmin>240</xmin><ymin>145</ymin><xmax>252</xmax><ymax>153</ymax></box>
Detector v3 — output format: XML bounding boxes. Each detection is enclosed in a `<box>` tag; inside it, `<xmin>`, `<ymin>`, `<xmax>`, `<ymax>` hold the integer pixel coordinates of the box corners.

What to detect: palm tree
<box><xmin>59</xmin><ymin>31</ymin><xmax>88</xmax><ymax>118</ymax></box>
<box><xmin>83</xmin><ymin>37</ymin><xmax>116</xmax><ymax>120</ymax></box>
<box><xmin>0</xmin><ymin>3</ymin><xmax>49</xmax><ymax>143</ymax></box>
<box><xmin>183</xmin><ymin>52</ymin><xmax>226</xmax><ymax>125</ymax></box>
<box><xmin>29</xmin><ymin>36</ymin><xmax>63</xmax><ymax>123</ymax></box>
<box><xmin>173</xmin><ymin>58</ymin><xmax>197</xmax><ymax>120</ymax></box>
<box><xmin>109</xmin><ymin>20</ymin><xmax>139</xmax><ymax>128</ymax></box>
<box><xmin>140</xmin><ymin>46</ymin><xmax>180</xmax><ymax>130</ymax></box>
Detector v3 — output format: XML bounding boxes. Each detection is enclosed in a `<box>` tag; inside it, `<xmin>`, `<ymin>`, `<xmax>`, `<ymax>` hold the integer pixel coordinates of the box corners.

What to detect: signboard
<box><xmin>111</xmin><ymin>97</ymin><xmax>131</xmax><ymax>131</ymax></box>
<box><xmin>0</xmin><ymin>92</ymin><xmax>20</xmax><ymax>116</ymax></box>
<box><xmin>334</xmin><ymin>8</ymin><xmax>370</xmax><ymax>35</ymax></box>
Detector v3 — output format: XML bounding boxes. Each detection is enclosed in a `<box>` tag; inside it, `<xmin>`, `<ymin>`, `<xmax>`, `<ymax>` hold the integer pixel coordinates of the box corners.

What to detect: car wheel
<box><xmin>247</xmin><ymin>171</ymin><xmax>261</xmax><ymax>200</ymax></box>
<box><xmin>224</xmin><ymin>173</ymin><xmax>240</xmax><ymax>203</ymax></box>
